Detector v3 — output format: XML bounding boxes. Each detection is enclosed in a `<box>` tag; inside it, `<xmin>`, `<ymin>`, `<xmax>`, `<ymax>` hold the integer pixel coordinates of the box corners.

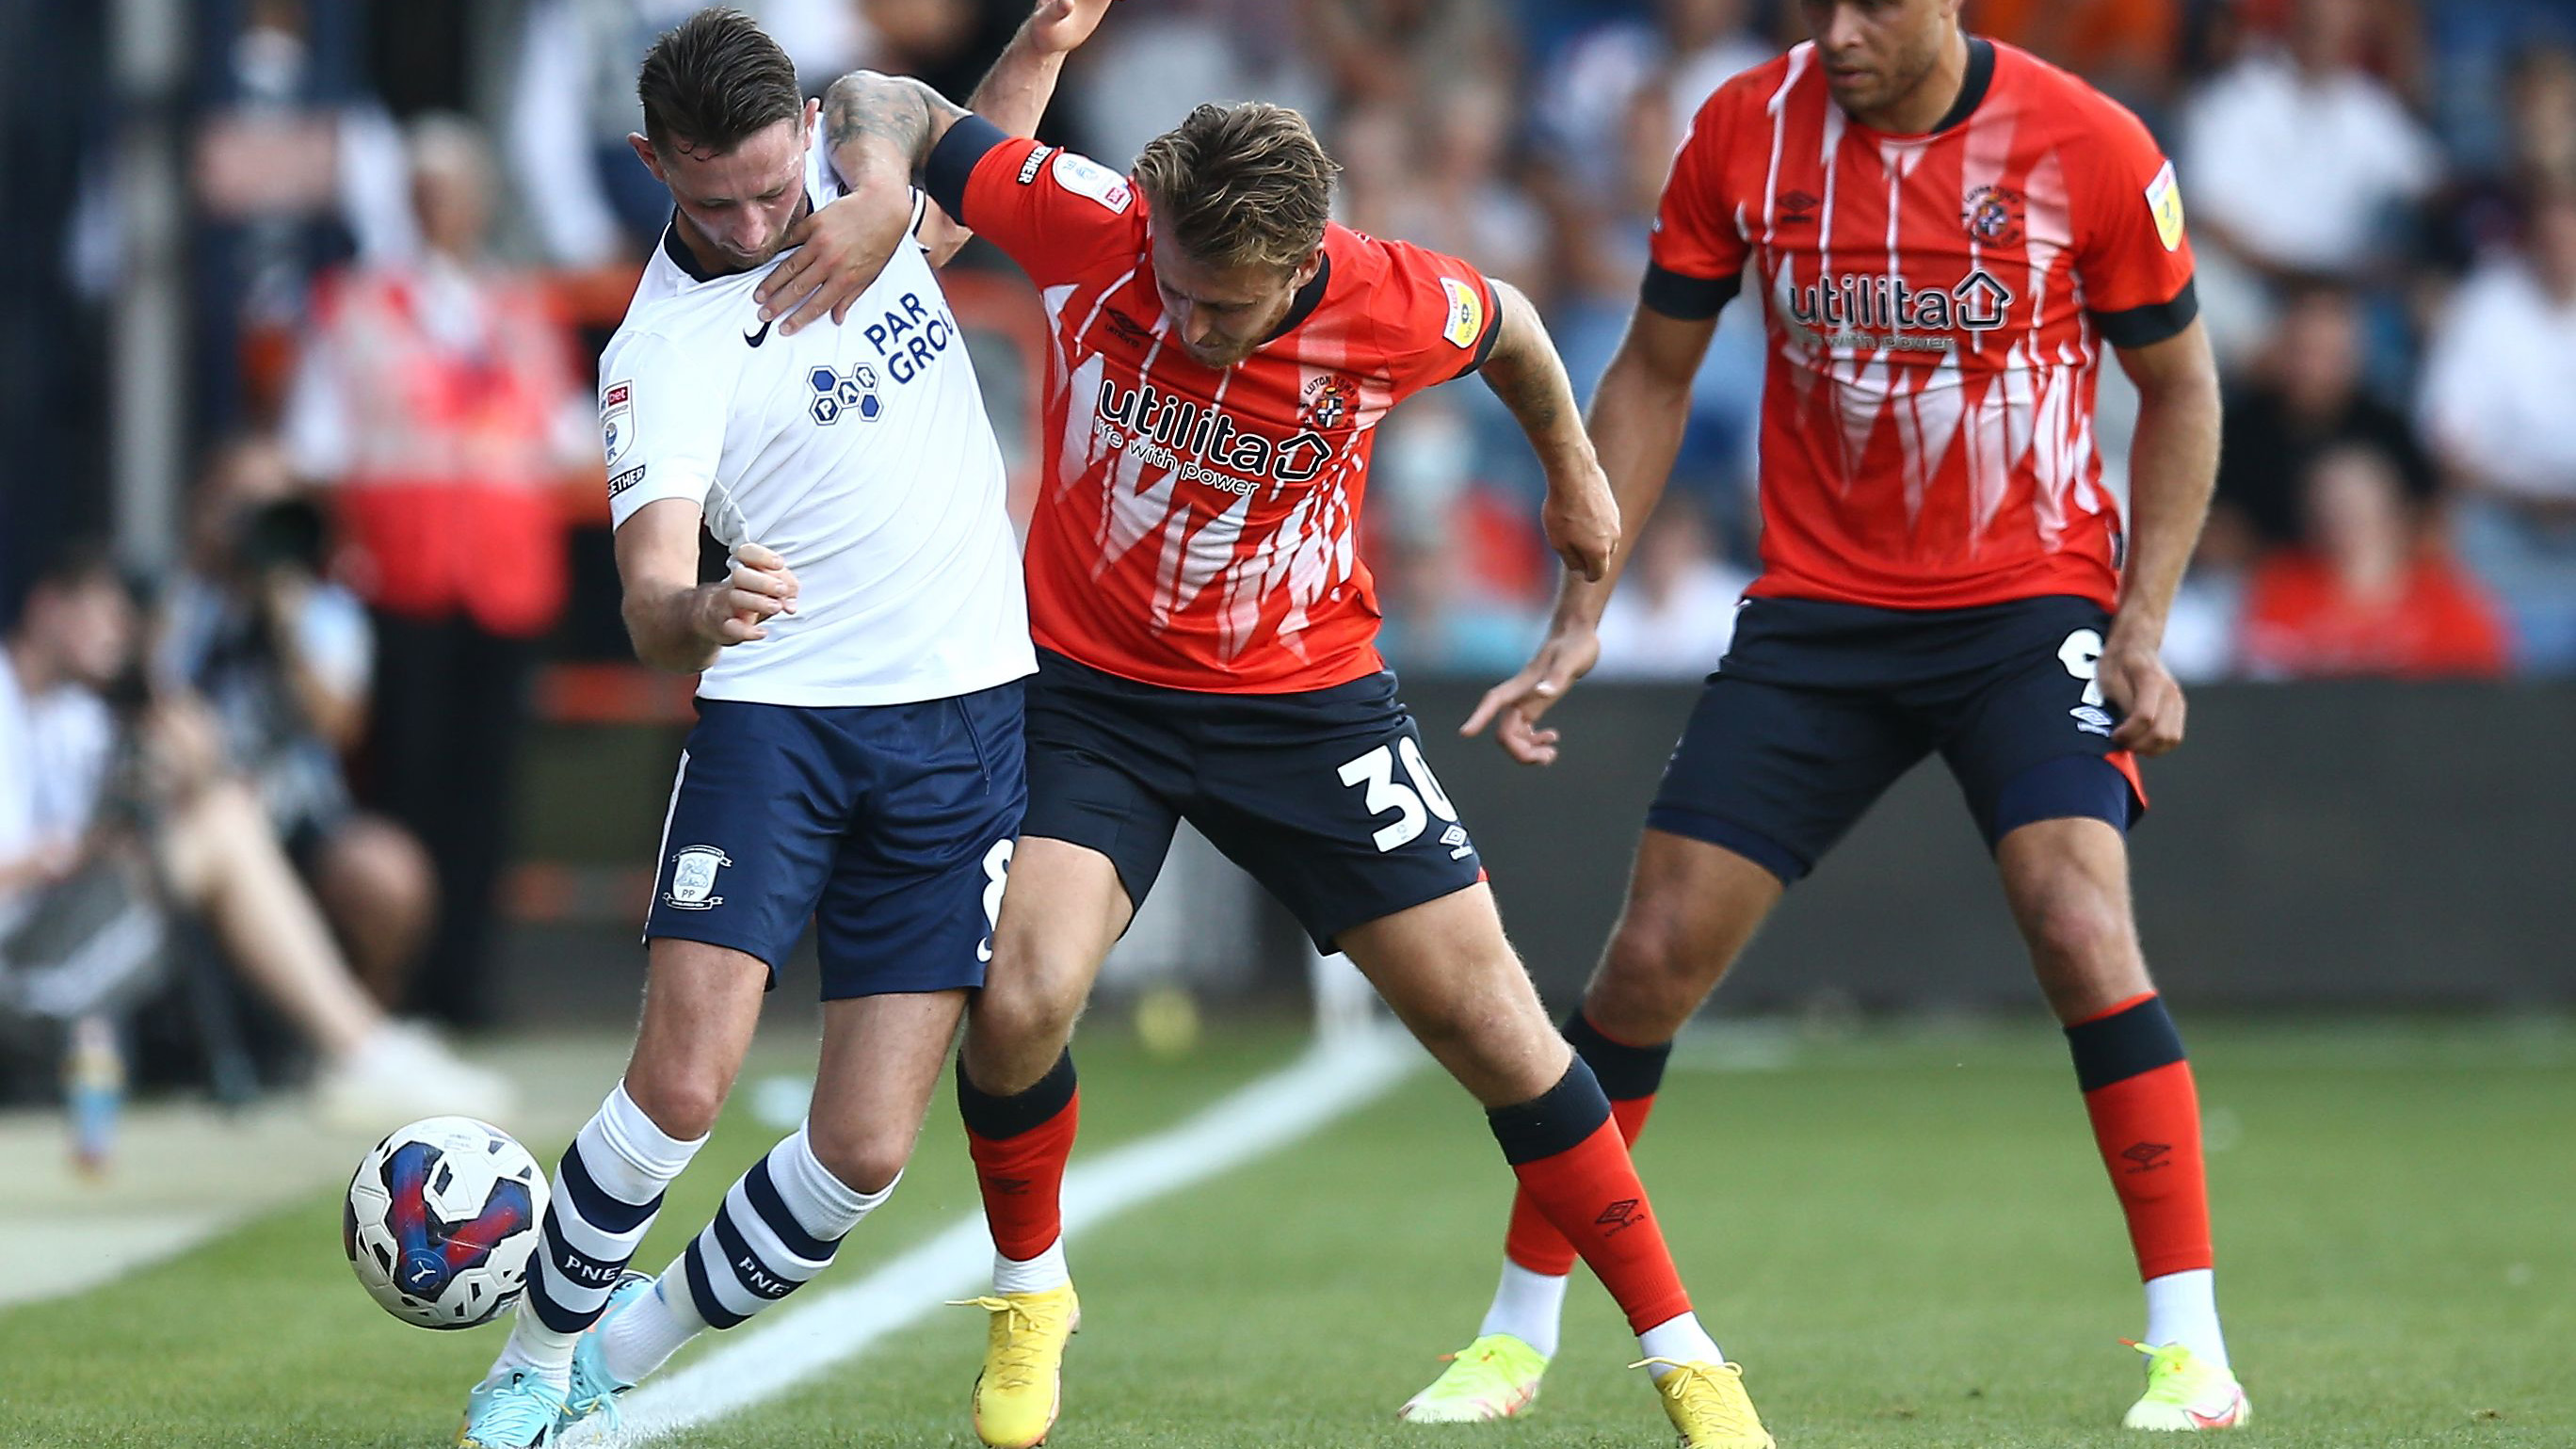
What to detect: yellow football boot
<box><xmin>1632</xmin><ymin>1357</ymin><xmax>1776</xmax><ymax>1449</ymax></box>
<box><xmin>2121</xmin><ymin>1342</ymin><xmax>2250</xmax><ymax>1431</ymax></box>
<box><xmin>955</xmin><ymin>1284</ymin><xmax>1081</xmax><ymax>1448</ymax></box>
<box><xmin>1396</xmin><ymin>1332</ymin><xmax>1549</xmax><ymax>1422</ymax></box>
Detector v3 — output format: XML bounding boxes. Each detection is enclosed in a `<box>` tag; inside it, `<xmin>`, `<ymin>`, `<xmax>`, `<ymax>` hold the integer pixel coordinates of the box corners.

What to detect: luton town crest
<box><xmin>1302</xmin><ymin>374</ymin><xmax>1357</xmax><ymax>431</ymax></box>
<box><xmin>1962</xmin><ymin>185</ymin><xmax>2025</xmax><ymax>248</ymax></box>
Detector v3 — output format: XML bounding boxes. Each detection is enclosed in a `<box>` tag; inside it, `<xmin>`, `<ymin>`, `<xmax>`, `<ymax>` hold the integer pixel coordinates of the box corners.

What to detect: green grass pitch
<box><xmin>1</xmin><ymin>1020</ymin><xmax>2567</xmax><ymax>1447</ymax></box>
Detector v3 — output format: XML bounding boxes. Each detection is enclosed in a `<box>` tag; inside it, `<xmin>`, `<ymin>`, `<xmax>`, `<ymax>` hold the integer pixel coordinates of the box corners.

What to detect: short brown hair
<box><xmin>637</xmin><ymin>8</ymin><xmax>801</xmax><ymax>157</ymax></box>
<box><xmin>1130</xmin><ymin>103</ymin><xmax>1340</xmax><ymax>270</ymax></box>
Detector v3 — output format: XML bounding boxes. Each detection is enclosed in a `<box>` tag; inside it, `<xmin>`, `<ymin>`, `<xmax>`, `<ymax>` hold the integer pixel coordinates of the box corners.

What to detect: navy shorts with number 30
<box><xmin>1021</xmin><ymin>650</ymin><xmax>1485</xmax><ymax>951</ymax></box>
<box><xmin>644</xmin><ymin>684</ymin><xmax>1024</xmax><ymax>998</ymax></box>
<box><xmin>1647</xmin><ymin>595</ymin><xmax>2148</xmax><ymax>885</ymax></box>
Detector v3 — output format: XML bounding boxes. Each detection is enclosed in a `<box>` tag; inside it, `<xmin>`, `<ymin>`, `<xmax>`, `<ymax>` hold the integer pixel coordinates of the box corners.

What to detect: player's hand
<box><xmin>2099</xmin><ymin>632</ymin><xmax>2185</xmax><ymax>756</ymax></box>
<box><xmin>700</xmin><ymin>543</ymin><xmax>799</xmax><ymax>646</ymax></box>
<box><xmin>757</xmin><ymin>195</ymin><xmax>906</xmax><ymax>337</ymax></box>
<box><xmin>1543</xmin><ymin>459</ymin><xmax>1619</xmax><ymax>582</ymax></box>
<box><xmin>1025</xmin><ymin>0</ymin><xmax>1114</xmax><ymax>55</ymax></box>
<box><xmin>1460</xmin><ymin>627</ymin><xmax>1602</xmax><ymax>766</ymax></box>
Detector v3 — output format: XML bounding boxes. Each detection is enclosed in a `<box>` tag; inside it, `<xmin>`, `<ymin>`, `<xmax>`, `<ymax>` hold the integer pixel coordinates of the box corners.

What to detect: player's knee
<box><xmin>1593</xmin><ymin>910</ymin><xmax>1710</xmax><ymax>1029</ymax></box>
<box><xmin>802</xmin><ymin>1119</ymin><xmax>910</xmax><ymax>1197</ymax></box>
<box><xmin>2021</xmin><ymin>887</ymin><xmax>2133</xmax><ymax>974</ymax></box>
<box><xmin>622</xmin><ymin>1069</ymin><xmax>730</xmax><ymax>1143</ymax></box>
<box><xmin>975</xmin><ymin>958</ymin><xmax>1087</xmax><ymax>1049</ymax></box>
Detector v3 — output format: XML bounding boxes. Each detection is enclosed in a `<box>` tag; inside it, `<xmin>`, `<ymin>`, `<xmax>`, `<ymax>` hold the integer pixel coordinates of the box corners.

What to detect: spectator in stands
<box><xmin>1537</xmin><ymin>0</ymin><xmax>1772</xmax><ymax>178</ymax></box>
<box><xmin>0</xmin><ymin>547</ymin><xmax>509</xmax><ymax>1124</ymax></box>
<box><xmin>2423</xmin><ymin>43</ymin><xmax>2576</xmax><ymax>274</ymax></box>
<box><xmin>1589</xmin><ymin>495</ymin><xmax>1751</xmax><ymax>680</ymax></box>
<box><xmin>508</xmin><ymin>0</ymin><xmax>705</xmax><ymax>264</ymax></box>
<box><xmin>2214</xmin><ymin>278</ymin><xmax>2437</xmax><ymax>550</ymax></box>
<box><xmin>2239</xmin><ymin>445</ymin><xmax>2511</xmax><ymax>678</ymax></box>
<box><xmin>2418</xmin><ymin>185</ymin><xmax>2576</xmax><ymax>671</ymax></box>
<box><xmin>160</xmin><ymin>438</ymin><xmax>434</xmax><ymax>1009</ymax></box>
<box><xmin>283</xmin><ymin>115</ymin><xmax>589</xmax><ymax>1026</ymax></box>
<box><xmin>1062</xmin><ymin>0</ymin><xmax>1325</xmax><ymax>169</ymax></box>
<box><xmin>1308</xmin><ymin>0</ymin><xmax>1511</xmax><ymax>111</ymax></box>
<box><xmin>2181</xmin><ymin>0</ymin><xmax>2441</xmax><ymax>358</ymax></box>
<box><xmin>1967</xmin><ymin>0</ymin><xmax>2183</xmax><ymax>120</ymax></box>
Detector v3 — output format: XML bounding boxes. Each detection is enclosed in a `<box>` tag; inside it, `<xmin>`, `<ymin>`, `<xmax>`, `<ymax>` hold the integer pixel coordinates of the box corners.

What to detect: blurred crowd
<box><xmin>6</xmin><ymin>0</ymin><xmax>2576</xmax><ymax>1105</ymax></box>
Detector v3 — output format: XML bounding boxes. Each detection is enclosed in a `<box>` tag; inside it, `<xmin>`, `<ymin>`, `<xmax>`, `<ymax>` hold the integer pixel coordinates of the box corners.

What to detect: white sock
<box><xmin>603</xmin><ymin>1123</ymin><xmax>893</xmax><ymax>1383</ymax></box>
<box><xmin>992</xmin><ymin>1237</ymin><xmax>1070</xmax><ymax>1295</ymax></box>
<box><xmin>494</xmin><ymin>1082</ymin><xmax>704</xmax><ymax>1386</ymax></box>
<box><xmin>1477</xmin><ymin>1262</ymin><xmax>1570</xmax><ymax>1359</ymax></box>
<box><xmin>1634</xmin><ymin>1312</ymin><xmax>1725</xmax><ymax>1380</ymax></box>
<box><xmin>2143</xmin><ymin>1268</ymin><xmax>2229</xmax><ymax>1371</ymax></box>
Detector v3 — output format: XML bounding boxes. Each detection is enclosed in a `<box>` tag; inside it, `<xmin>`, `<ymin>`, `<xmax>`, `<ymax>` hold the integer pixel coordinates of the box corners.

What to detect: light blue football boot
<box><xmin>458</xmin><ymin>1366</ymin><xmax>567</xmax><ymax>1447</ymax></box>
<box><xmin>558</xmin><ymin>1270</ymin><xmax>657</xmax><ymax>1433</ymax></box>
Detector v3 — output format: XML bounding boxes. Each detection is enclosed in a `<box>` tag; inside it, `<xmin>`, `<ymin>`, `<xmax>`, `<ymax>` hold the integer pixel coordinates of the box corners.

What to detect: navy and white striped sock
<box><xmin>602</xmin><ymin>1122</ymin><xmax>893</xmax><ymax>1382</ymax></box>
<box><xmin>495</xmin><ymin>1083</ymin><xmax>704</xmax><ymax>1382</ymax></box>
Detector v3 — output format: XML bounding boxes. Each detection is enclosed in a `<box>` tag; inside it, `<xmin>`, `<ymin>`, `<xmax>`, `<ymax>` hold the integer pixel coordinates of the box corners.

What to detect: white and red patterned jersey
<box><xmin>927</xmin><ymin>117</ymin><xmax>1502</xmax><ymax>693</ymax></box>
<box><xmin>1650</xmin><ymin>38</ymin><xmax>2198</xmax><ymax>612</ymax></box>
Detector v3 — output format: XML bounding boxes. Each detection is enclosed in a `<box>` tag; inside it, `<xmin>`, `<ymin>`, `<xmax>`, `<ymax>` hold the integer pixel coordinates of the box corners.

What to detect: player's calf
<box><xmin>588</xmin><ymin>1120</ymin><xmax>900</xmax><ymax>1389</ymax></box>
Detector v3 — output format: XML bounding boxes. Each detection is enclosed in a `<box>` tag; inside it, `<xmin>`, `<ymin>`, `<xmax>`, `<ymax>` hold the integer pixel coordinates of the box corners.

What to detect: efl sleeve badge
<box><xmin>1440</xmin><ymin>276</ymin><xmax>1485</xmax><ymax>350</ymax></box>
<box><xmin>2146</xmin><ymin>161</ymin><xmax>2186</xmax><ymax>253</ymax></box>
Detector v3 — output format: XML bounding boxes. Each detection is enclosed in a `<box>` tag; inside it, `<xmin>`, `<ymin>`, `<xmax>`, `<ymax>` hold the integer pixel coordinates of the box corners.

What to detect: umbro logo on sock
<box><xmin>1595</xmin><ymin>1199</ymin><xmax>1645</xmax><ymax>1235</ymax></box>
<box><xmin>2120</xmin><ymin>1140</ymin><xmax>2173</xmax><ymax>1173</ymax></box>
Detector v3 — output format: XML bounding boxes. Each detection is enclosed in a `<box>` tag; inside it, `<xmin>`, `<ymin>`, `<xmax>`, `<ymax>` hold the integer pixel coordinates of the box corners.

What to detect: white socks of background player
<box><xmin>498</xmin><ymin>1082</ymin><xmax>705</xmax><ymax>1386</ymax></box>
<box><xmin>2144</xmin><ymin>1268</ymin><xmax>2230</xmax><ymax>1370</ymax></box>
<box><xmin>600</xmin><ymin>1121</ymin><xmax>894</xmax><ymax>1383</ymax></box>
<box><xmin>1479</xmin><ymin>1264</ymin><xmax>1719</xmax><ymax>1377</ymax></box>
<box><xmin>1478</xmin><ymin>1261</ymin><xmax>1570</xmax><ymax>1359</ymax></box>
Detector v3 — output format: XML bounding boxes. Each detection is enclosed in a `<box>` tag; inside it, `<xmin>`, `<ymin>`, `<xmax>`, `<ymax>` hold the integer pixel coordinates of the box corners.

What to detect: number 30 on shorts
<box><xmin>1336</xmin><ymin>738</ymin><xmax>1460</xmax><ymax>852</ymax></box>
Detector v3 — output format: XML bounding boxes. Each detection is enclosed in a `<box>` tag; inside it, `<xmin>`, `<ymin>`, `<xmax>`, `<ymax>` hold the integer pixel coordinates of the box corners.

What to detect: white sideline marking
<box><xmin>588</xmin><ymin>1027</ymin><xmax>1421</xmax><ymax>1443</ymax></box>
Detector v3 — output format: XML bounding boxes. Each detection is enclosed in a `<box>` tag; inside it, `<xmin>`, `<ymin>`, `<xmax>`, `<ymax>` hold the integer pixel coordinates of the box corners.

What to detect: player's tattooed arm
<box><xmin>824</xmin><ymin>72</ymin><xmax>963</xmax><ymax>186</ymax></box>
<box><xmin>767</xmin><ymin>5</ymin><xmax>1111</xmax><ymax>323</ymax></box>
<box><xmin>1478</xmin><ymin>282</ymin><xmax>1619</xmax><ymax>584</ymax></box>
<box><xmin>2101</xmin><ymin>317</ymin><xmax>2222</xmax><ymax>756</ymax></box>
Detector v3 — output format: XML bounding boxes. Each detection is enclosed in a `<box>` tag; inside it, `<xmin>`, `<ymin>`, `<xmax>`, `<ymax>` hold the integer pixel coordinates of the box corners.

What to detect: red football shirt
<box><xmin>927</xmin><ymin>119</ymin><xmax>1502</xmax><ymax>692</ymax></box>
<box><xmin>1650</xmin><ymin>38</ymin><xmax>2199</xmax><ymax>611</ymax></box>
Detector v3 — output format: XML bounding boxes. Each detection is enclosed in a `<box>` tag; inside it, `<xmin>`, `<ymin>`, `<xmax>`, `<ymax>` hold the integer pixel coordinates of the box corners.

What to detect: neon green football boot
<box><xmin>1397</xmin><ymin>1333</ymin><xmax>1549</xmax><ymax>1423</ymax></box>
<box><xmin>2122</xmin><ymin>1341</ymin><xmax>2250</xmax><ymax>1430</ymax></box>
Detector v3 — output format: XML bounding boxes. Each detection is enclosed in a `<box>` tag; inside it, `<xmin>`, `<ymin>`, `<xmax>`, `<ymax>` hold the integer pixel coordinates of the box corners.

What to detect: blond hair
<box><xmin>1130</xmin><ymin>103</ymin><xmax>1341</xmax><ymax>270</ymax></box>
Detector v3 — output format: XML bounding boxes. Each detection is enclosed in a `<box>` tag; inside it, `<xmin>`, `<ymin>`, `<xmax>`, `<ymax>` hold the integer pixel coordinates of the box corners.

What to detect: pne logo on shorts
<box><xmin>667</xmin><ymin>845</ymin><xmax>733</xmax><ymax>910</ymax></box>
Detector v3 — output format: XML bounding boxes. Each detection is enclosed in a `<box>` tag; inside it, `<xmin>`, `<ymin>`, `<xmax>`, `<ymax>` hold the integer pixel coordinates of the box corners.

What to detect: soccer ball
<box><xmin>343</xmin><ymin>1116</ymin><xmax>548</xmax><ymax>1329</ymax></box>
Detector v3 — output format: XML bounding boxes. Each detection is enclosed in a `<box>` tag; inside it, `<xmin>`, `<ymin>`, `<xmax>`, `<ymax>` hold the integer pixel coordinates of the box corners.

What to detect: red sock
<box><xmin>1490</xmin><ymin>1063</ymin><xmax>1691</xmax><ymax>1335</ymax></box>
<box><xmin>957</xmin><ymin>1054</ymin><xmax>1080</xmax><ymax>1262</ymax></box>
<box><xmin>2067</xmin><ymin>994</ymin><xmax>2214</xmax><ymax>1280</ymax></box>
<box><xmin>1505</xmin><ymin>1093</ymin><xmax>1655</xmax><ymax>1275</ymax></box>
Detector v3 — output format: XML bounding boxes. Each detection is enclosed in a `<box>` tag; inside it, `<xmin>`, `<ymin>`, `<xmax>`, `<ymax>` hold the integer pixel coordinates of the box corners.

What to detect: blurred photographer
<box><xmin>2</xmin><ymin>543</ymin><xmax>508</xmax><ymax>1128</ymax></box>
<box><xmin>160</xmin><ymin>437</ymin><xmax>435</xmax><ymax>1007</ymax></box>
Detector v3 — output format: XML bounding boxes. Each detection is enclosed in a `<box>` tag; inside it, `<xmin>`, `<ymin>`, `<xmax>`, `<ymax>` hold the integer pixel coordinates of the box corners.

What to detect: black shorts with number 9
<box><xmin>1020</xmin><ymin>649</ymin><xmax>1487</xmax><ymax>951</ymax></box>
<box><xmin>1647</xmin><ymin>594</ymin><xmax>2149</xmax><ymax>886</ymax></box>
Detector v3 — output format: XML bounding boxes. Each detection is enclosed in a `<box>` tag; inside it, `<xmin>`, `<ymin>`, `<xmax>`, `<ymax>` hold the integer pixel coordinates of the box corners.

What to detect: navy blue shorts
<box><xmin>1022</xmin><ymin>650</ymin><xmax>1485</xmax><ymax>952</ymax></box>
<box><xmin>1647</xmin><ymin>595</ymin><xmax>2147</xmax><ymax>885</ymax></box>
<box><xmin>644</xmin><ymin>684</ymin><xmax>1025</xmax><ymax>999</ymax></box>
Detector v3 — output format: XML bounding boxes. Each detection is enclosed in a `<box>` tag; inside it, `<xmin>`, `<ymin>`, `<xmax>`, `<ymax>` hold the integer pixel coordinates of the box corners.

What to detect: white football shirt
<box><xmin>599</xmin><ymin>123</ymin><xmax>1033</xmax><ymax>707</ymax></box>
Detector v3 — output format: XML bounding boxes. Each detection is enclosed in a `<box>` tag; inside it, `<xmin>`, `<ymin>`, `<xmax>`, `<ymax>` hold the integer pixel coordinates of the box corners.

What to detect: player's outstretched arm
<box><xmin>1463</xmin><ymin>303</ymin><xmax>1717</xmax><ymax>765</ymax></box>
<box><xmin>758</xmin><ymin>2</ymin><xmax>1113</xmax><ymax>332</ymax></box>
<box><xmin>615</xmin><ymin>498</ymin><xmax>800</xmax><ymax>674</ymax></box>
<box><xmin>2101</xmin><ymin>317</ymin><xmax>2222</xmax><ymax>757</ymax></box>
